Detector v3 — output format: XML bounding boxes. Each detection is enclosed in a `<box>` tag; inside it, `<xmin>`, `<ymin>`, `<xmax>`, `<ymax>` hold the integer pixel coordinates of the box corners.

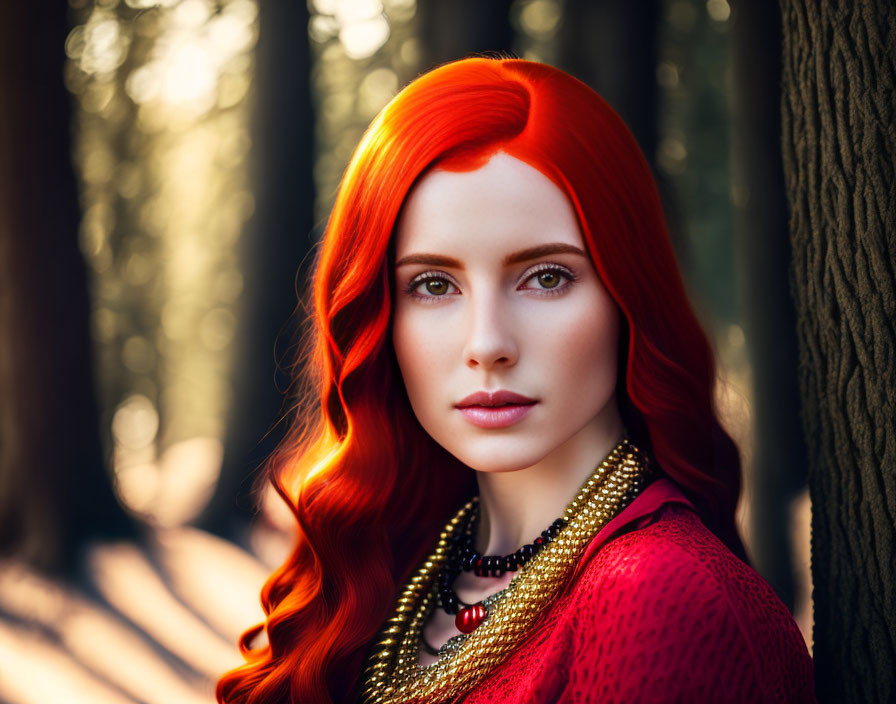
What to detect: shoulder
<box><xmin>557</xmin><ymin>504</ymin><xmax>816</xmax><ymax>703</ymax></box>
<box><xmin>579</xmin><ymin>503</ymin><xmax>761</xmax><ymax>604</ymax></box>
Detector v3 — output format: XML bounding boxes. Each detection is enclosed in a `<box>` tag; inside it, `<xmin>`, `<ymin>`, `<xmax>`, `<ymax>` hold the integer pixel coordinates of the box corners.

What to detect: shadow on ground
<box><xmin>0</xmin><ymin>525</ymin><xmax>287</xmax><ymax>704</ymax></box>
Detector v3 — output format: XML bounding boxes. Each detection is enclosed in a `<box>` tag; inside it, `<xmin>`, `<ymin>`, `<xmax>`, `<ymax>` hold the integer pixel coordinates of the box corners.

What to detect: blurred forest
<box><xmin>0</xmin><ymin>1</ymin><xmax>893</xmax><ymax>703</ymax></box>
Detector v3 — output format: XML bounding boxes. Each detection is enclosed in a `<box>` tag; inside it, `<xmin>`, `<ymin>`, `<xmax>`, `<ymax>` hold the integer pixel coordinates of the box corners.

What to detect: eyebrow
<box><xmin>394</xmin><ymin>243</ymin><xmax>588</xmax><ymax>269</ymax></box>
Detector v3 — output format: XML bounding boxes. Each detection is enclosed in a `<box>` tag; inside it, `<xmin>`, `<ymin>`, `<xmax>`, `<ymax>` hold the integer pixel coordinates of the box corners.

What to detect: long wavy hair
<box><xmin>216</xmin><ymin>57</ymin><xmax>744</xmax><ymax>704</ymax></box>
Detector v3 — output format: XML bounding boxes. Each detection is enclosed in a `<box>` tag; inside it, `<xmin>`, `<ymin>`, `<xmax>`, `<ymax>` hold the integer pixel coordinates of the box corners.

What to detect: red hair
<box><xmin>217</xmin><ymin>58</ymin><xmax>744</xmax><ymax>704</ymax></box>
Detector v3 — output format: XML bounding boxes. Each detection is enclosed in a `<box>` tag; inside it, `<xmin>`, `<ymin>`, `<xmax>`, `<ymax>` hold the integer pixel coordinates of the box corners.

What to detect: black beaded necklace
<box><xmin>435</xmin><ymin>499</ymin><xmax>567</xmax><ymax>617</ymax></box>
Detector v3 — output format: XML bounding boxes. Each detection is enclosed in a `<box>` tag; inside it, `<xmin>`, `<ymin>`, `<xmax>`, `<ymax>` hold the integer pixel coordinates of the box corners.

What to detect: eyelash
<box><xmin>403</xmin><ymin>263</ymin><xmax>579</xmax><ymax>303</ymax></box>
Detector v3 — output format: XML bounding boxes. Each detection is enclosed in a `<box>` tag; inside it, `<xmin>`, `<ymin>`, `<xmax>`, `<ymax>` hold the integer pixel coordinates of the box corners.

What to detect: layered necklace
<box><xmin>426</xmin><ymin>506</ymin><xmax>568</xmax><ymax>642</ymax></box>
<box><xmin>360</xmin><ymin>437</ymin><xmax>651</xmax><ymax>704</ymax></box>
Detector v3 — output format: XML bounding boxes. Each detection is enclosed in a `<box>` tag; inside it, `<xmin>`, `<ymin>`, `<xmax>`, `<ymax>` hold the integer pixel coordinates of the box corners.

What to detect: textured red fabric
<box><xmin>453</xmin><ymin>480</ymin><xmax>816</xmax><ymax>703</ymax></box>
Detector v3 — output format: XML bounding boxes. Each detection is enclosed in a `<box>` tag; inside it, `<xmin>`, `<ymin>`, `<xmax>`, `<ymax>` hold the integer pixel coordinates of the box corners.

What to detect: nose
<box><xmin>462</xmin><ymin>289</ymin><xmax>519</xmax><ymax>370</ymax></box>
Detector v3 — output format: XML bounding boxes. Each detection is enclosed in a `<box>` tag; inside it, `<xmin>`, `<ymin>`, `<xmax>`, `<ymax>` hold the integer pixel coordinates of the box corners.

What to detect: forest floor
<box><xmin>0</xmin><ymin>522</ymin><xmax>290</xmax><ymax>704</ymax></box>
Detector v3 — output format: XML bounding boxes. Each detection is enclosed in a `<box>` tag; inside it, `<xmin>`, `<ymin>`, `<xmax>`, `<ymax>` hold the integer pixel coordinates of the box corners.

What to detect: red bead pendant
<box><xmin>455</xmin><ymin>604</ymin><xmax>487</xmax><ymax>634</ymax></box>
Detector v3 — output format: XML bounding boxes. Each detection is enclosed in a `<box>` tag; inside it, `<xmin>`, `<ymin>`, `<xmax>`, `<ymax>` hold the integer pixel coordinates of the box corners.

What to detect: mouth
<box><xmin>456</xmin><ymin>404</ymin><xmax>537</xmax><ymax>429</ymax></box>
<box><xmin>455</xmin><ymin>391</ymin><xmax>538</xmax><ymax>429</ymax></box>
<box><xmin>455</xmin><ymin>390</ymin><xmax>537</xmax><ymax>408</ymax></box>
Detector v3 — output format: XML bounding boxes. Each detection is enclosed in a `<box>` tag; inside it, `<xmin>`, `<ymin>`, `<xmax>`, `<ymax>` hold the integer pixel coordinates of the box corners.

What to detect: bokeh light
<box><xmin>511</xmin><ymin>0</ymin><xmax>563</xmax><ymax>64</ymax></box>
<box><xmin>66</xmin><ymin>0</ymin><xmax>258</xmax><ymax>525</ymax></box>
<box><xmin>309</xmin><ymin>0</ymin><xmax>419</xmax><ymax>221</ymax></box>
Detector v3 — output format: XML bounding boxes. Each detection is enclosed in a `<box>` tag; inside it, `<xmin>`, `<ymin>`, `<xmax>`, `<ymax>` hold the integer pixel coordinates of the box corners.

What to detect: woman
<box><xmin>217</xmin><ymin>58</ymin><xmax>815</xmax><ymax>703</ymax></box>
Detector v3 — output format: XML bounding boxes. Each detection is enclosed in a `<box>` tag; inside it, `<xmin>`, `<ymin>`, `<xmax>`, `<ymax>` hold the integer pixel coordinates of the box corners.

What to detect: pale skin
<box><xmin>391</xmin><ymin>152</ymin><xmax>625</xmax><ymax>666</ymax></box>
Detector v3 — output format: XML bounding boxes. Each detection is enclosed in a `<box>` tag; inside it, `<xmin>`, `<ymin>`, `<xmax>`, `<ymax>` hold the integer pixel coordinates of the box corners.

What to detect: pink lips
<box><xmin>455</xmin><ymin>390</ymin><xmax>538</xmax><ymax>429</ymax></box>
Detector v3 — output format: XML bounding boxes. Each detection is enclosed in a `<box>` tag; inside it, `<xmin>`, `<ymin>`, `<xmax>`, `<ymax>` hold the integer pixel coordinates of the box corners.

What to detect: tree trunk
<box><xmin>558</xmin><ymin>0</ymin><xmax>659</xmax><ymax>174</ymax></box>
<box><xmin>194</xmin><ymin>0</ymin><xmax>316</xmax><ymax>540</ymax></box>
<box><xmin>780</xmin><ymin>3</ymin><xmax>896</xmax><ymax>701</ymax></box>
<box><xmin>730</xmin><ymin>0</ymin><xmax>807</xmax><ymax>610</ymax></box>
<box><xmin>557</xmin><ymin>0</ymin><xmax>689</xmax><ymax>269</ymax></box>
<box><xmin>418</xmin><ymin>0</ymin><xmax>515</xmax><ymax>71</ymax></box>
<box><xmin>0</xmin><ymin>3</ymin><xmax>136</xmax><ymax>572</ymax></box>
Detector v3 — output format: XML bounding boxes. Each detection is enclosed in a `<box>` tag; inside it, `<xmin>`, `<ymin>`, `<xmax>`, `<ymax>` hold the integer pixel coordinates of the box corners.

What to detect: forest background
<box><xmin>0</xmin><ymin>1</ymin><xmax>893</xmax><ymax>703</ymax></box>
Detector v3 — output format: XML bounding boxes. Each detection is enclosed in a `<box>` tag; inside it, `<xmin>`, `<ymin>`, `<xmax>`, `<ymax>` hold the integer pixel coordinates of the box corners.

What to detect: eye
<box><xmin>520</xmin><ymin>264</ymin><xmax>577</xmax><ymax>294</ymax></box>
<box><xmin>405</xmin><ymin>271</ymin><xmax>459</xmax><ymax>301</ymax></box>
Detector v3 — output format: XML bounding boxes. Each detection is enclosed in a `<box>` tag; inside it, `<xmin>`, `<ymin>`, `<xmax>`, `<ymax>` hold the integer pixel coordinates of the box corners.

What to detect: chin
<box><xmin>450</xmin><ymin>444</ymin><xmax>548</xmax><ymax>474</ymax></box>
<box><xmin>466</xmin><ymin>461</ymin><xmax>532</xmax><ymax>474</ymax></box>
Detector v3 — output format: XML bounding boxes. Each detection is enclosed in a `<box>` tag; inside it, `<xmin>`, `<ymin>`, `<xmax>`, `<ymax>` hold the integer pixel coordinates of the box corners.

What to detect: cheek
<box><xmin>541</xmin><ymin>290</ymin><xmax>620</xmax><ymax>387</ymax></box>
<box><xmin>391</xmin><ymin>308</ymin><xmax>449</xmax><ymax>408</ymax></box>
<box><xmin>581</xmin><ymin>302</ymin><xmax>619</xmax><ymax>370</ymax></box>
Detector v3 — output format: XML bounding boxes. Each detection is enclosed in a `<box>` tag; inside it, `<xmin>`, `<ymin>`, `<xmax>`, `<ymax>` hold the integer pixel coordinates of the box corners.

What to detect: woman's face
<box><xmin>391</xmin><ymin>152</ymin><xmax>622</xmax><ymax>474</ymax></box>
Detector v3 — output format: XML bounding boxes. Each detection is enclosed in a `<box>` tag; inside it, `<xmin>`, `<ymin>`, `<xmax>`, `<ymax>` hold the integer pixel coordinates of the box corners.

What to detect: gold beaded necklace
<box><xmin>360</xmin><ymin>438</ymin><xmax>651</xmax><ymax>704</ymax></box>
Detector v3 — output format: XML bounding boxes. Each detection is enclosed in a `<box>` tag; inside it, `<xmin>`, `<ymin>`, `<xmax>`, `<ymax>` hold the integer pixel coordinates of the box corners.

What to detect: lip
<box><xmin>455</xmin><ymin>390</ymin><xmax>538</xmax><ymax>429</ymax></box>
<box><xmin>455</xmin><ymin>390</ymin><xmax>537</xmax><ymax>408</ymax></box>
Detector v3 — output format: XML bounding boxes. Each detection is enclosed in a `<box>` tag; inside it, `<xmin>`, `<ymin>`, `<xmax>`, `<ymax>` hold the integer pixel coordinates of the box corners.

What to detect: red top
<box><xmin>453</xmin><ymin>479</ymin><xmax>816</xmax><ymax>703</ymax></box>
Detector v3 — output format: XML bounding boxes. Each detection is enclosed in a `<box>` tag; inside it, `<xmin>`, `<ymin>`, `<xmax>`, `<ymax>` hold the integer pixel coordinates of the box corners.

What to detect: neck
<box><xmin>473</xmin><ymin>403</ymin><xmax>625</xmax><ymax>556</ymax></box>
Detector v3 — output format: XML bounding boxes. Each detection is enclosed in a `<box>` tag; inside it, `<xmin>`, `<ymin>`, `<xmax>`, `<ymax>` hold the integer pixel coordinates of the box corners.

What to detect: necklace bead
<box><xmin>437</xmin><ymin>508</ymin><xmax>568</xmax><ymax>613</ymax></box>
<box><xmin>455</xmin><ymin>604</ymin><xmax>487</xmax><ymax>634</ymax></box>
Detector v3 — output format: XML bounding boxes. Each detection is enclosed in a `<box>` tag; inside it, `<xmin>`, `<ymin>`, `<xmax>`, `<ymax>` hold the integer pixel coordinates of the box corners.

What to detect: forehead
<box><xmin>393</xmin><ymin>152</ymin><xmax>585</xmax><ymax>259</ymax></box>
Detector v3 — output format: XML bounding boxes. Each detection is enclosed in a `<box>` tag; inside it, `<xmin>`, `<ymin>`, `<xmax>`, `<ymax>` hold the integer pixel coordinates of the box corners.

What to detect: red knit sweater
<box><xmin>453</xmin><ymin>479</ymin><xmax>816</xmax><ymax>703</ymax></box>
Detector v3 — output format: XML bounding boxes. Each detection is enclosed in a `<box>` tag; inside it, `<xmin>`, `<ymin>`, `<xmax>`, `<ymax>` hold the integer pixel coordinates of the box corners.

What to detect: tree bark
<box><xmin>0</xmin><ymin>4</ymin><xmax>136</xmax><ymax>571</ymax></box>
<box><xmin>730</xmin><ymin>0</ymin><xmax>807</xmax><ymax>610</ymax></box>
<box><xmin>780</xmin><ymin>2</ymin><xmax>896</xmax><ymax>701</ymax></box>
